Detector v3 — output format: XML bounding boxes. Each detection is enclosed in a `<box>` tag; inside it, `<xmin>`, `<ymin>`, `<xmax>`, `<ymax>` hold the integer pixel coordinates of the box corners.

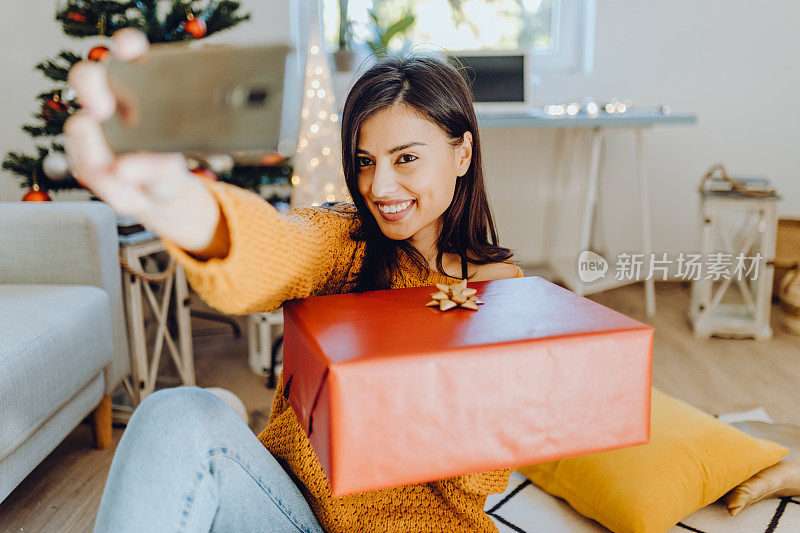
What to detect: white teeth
<box><xmin>378</xmin><ymin>200</ymin><xmax>412</xmax><ymax>214</ymax></box>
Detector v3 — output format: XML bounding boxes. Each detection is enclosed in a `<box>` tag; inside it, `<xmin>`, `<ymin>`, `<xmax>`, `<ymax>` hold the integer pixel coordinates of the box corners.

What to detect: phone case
<box><xmin>102</xmin><ymin>43</ymin><xmax>293</xmax><ymax>158</ymax></box>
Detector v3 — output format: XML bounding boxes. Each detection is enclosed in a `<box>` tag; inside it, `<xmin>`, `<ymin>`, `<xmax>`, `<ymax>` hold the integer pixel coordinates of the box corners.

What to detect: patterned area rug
<box><xmin>485</xmin><ymin>472</ymin><xmax>800</xmax><ymax>533</ymax></box>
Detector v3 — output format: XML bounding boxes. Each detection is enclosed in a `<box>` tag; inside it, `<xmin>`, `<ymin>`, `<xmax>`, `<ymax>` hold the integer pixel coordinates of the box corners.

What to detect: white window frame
<box><xmin>307</xmin><ymin>0</ymin><xmax>597</xmax><ymax>75</ymax></box>
<box><xmin>533</xmin><ymin>0</ymin><xmax>596</xmax><ymax>74</ymax></box>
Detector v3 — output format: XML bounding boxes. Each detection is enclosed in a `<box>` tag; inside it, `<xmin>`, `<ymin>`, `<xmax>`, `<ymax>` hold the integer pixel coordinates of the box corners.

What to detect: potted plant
<box><xmin>365</xmin><ymin>8</ymin><xmax>415</xmax><ymax>59</ymax></box>
<box><xmin>332</xmin><ymin>0</ymin><xmax>355</xmax><ymax>71</ymax></box>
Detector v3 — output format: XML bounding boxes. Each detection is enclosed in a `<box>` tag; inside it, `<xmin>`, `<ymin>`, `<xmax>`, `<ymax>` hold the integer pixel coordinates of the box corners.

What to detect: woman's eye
<box><xmin>398</xmin><ymin>154</ymin><xmax>418</xmax><ymax>164</ymax></box>
<box><xmin>357</xmin><ymin>157</ymin><xmax>373</xmax><ymax>168</ymax></box>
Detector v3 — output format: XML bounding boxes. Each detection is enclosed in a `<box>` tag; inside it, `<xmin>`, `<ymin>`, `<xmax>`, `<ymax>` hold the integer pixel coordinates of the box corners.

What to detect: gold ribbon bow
<box><xmin>425</xmin><ymin>280</ymin><xmax>484</xmax><ymax>311</ymax></box>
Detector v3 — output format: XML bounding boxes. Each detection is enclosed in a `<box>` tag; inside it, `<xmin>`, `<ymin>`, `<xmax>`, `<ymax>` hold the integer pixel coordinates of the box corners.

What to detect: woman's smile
<box><xmin>376</xmin><ymin>199</ymin><xmax>416</xmax><ymax>221</ymax></box>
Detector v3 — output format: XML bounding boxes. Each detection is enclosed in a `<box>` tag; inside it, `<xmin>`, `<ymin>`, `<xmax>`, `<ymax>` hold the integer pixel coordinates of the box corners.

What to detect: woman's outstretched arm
<box><xmin>161</xmin><ymin>179</ymin><xmax>359</xmax><ymax>316</ymax></box>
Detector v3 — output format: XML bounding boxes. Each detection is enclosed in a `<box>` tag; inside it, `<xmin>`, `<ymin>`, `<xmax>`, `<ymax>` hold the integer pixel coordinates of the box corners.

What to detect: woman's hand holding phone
<box><xmin>64</xmin><ymin>28</ymin><xmax>228</xmax><ymax>258</ymax></box>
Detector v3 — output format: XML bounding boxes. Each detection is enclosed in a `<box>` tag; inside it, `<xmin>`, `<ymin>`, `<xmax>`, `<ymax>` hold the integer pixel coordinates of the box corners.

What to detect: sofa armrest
<box><xmin>0</xmin><ymin>201</ymin><xmax>130</xmax><ymax>394</ymax></box>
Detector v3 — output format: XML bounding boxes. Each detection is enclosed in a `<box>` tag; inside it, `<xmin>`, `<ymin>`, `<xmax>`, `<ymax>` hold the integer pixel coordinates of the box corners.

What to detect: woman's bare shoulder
<box><xmin>469</xmin><ymin>259</ymin><xmax>522</xmax><ymax>281</ymax></box>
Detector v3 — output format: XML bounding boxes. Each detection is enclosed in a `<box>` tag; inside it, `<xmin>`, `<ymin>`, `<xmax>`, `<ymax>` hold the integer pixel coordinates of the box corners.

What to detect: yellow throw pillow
<box><xmin>517</xmin><ymin>387</ymin><xmax>789</xmax><ymax>533</ymax></box>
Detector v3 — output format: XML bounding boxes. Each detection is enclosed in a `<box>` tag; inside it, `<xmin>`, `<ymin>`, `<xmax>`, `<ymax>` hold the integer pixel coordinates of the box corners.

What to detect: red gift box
<box><xmin>281</xmin><ymin>276</ymin><xmax>654</xmax><ymax>496</ymax></box>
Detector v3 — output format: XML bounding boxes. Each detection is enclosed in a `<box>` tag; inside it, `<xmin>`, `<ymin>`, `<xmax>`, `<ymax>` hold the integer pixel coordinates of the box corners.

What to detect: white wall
<box><xmin>490</xmin><ymin>0</ymin><xmax>800</xmax><ymax>264</ymax></box>
<box><xmin>3</xmin><ymin>1</ymin><xmax>799</xmax><ymax>268</ymax></box>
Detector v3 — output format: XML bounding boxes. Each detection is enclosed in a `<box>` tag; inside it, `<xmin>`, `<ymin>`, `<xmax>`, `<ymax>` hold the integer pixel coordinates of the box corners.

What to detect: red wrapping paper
<box><xmin>282</xmin><ymin>276</ymin><xmax>654</xmax><ymax>496</ymax></box>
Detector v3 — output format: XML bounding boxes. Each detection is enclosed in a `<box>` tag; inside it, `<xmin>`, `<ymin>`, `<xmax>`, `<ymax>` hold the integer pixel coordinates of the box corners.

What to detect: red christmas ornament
<box><xmin>88</xmin><ymin>45</ymin><xmax>110</xmax><ymax>62</ymax></box>
<box><xmin>259</xmin><ymin>152</ymin><xmax>285</xmax><ymax>166</ymax></box>
<box><xmin>191</xmin><ymin>168</ymin><xmax>217</xmax><ymax>181</ymax></box>
<box><xmin>184</xmin><ymin>15</ymin><xmax>207</xmax><ymax>38</ymax></box>
<box><xmin>23</xmin><ymin>183</ymin><xmax>52</xmax><ymax>202</ymax></box>
<box><xmin>66</xmin><ymin>11</ymin><xmax>87</xmax><ymax>23</ymax></box>
<box><xmin>42</xmin><ymin>97</ymin><xmax>68</xmax><ymax>117</ymax></box>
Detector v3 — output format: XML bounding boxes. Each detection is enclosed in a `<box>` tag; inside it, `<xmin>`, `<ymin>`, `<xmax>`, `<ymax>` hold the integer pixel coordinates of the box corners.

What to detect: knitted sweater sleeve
<box><xmin>160</xmin><ymin>179</ymin><xmax>360</xmax><ymax>316</ymax></box>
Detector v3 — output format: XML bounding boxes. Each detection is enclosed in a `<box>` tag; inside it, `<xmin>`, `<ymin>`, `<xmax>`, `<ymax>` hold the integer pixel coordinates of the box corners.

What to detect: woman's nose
<box><xmin>371</xmin><ymin>161</ymin><xmax>400</xmax><ymax>197</ymax></box>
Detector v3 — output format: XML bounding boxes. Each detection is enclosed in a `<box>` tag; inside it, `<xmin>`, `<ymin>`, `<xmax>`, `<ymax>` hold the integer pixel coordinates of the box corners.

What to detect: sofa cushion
<box><xmin>0</xmin><ymin>284</ymin><xmax>113</xmax><ymax>461</ymax></box>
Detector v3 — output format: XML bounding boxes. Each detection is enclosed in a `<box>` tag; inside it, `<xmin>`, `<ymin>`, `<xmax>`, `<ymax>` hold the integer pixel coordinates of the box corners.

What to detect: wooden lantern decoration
<box><xmin>688</xmin><ymin>165</ymin><xmax>780</xmax><ymax>340</ymax></box>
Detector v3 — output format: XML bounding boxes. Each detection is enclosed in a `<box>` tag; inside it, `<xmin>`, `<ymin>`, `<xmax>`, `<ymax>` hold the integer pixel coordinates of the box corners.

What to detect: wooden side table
<box><xmin>119</xmin><ymin>234</ymin><xmax>195</xmax><ymax>404</ymax></box>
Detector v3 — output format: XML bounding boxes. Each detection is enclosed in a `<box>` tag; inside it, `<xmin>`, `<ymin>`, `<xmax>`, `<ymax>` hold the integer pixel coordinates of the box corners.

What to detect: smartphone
<box><xmin>102</xmin><ymin>42</ymin><xmax>296</xmax><ymax>161</ymax></box>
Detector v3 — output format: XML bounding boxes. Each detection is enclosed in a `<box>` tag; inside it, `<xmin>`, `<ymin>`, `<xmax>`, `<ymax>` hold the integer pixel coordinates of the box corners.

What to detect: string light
<box><xmin>543</xmin><ymin>97</ymin><xmax>635</xmax><ymax>118</ymax></box>
<box><xmin>544</xmin><ymin>104</ymin><xmax>566</xmax><ymax>117</ymax></box>
<box><xmin>566</xmin><ymin>103</ymin><xmax>580</xmax><ymax>116</ymax></box>
<box><xmin>601</xmin><ymin>98</ymin><xmax>631</xmax><ymax>114</ymax></box>
<box><xmin>585</xmin><ymin>99</ymin><xmax>599</xmax><ymax>118</ymax></box>
<box><xmin>289</xmin><ymin>0</ymin><xmax>346</xmax><ymax>208</ymax></box>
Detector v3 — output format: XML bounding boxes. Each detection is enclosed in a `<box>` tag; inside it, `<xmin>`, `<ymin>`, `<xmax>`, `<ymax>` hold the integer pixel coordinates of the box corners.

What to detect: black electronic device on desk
<box><xmin>444</xmin><ymin>48</ymin><xmax>535</xmax><ymax>114</ymax></box>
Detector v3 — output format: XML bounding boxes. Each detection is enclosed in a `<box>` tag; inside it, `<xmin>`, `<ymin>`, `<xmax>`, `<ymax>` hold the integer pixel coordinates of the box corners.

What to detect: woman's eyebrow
<box><xmin>356</xmin><ymin>141</ymin><xmax>427</xmax><ymax>156</ymax></box>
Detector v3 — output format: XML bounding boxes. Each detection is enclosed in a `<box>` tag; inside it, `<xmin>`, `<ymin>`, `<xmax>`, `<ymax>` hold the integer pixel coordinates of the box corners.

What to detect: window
<box><xmin>322</xmin><ymin>0</ymin><xmax>595</xmax><ymax>73</ymax></box>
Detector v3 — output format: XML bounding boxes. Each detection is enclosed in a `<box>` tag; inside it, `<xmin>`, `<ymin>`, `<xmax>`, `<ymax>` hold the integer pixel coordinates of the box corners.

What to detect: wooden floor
<box><xmin>1</xmin><ymin>278</ymin><xmax>798</xmax><ymax>532</ymax></box>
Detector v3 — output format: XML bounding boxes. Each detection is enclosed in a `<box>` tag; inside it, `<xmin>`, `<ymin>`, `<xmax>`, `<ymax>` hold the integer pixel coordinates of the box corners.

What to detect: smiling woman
<box><xmin>340</xmin><ymin>54</ymin><xmax>515</xmax><ymax>291</ymax></box>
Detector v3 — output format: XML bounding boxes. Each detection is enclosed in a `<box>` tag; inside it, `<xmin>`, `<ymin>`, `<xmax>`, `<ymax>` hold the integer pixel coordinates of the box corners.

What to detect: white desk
<box><xmin>478</xmin><ymin>110</ymin><xmax>697</xmax><ymax>316</ymax></box>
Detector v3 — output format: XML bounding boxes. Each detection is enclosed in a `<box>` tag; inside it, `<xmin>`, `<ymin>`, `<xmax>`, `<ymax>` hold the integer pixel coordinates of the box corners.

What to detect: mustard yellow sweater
<box><xmin>161</xmin><ymin>180</ymin><xmax>524</xmax><ymax>532</ymax></box>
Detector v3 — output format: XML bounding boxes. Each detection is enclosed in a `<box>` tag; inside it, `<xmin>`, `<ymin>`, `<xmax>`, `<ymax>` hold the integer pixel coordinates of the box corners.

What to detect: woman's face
<box><xmin>356</xmin><ymin>103</ymin><xmax>472</xmax><ymax>246</ymax></box>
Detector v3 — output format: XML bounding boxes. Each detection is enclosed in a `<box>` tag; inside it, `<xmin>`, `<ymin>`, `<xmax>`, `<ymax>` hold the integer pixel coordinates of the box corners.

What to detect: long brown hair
<box><xmin>339</xmin><ymin>52</ymin><xmax>514</xmax><ymax>292</ymax></box>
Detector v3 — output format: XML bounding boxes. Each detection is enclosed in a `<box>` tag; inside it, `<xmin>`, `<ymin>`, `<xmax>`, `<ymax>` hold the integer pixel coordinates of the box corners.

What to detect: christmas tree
<box><xmin>2</xmin><ymin>0</ymin><xmax>293</xmax><ymax>199</ymax></box>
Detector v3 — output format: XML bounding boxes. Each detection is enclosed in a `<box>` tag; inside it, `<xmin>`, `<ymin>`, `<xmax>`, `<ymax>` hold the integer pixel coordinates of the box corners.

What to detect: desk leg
<box><xmin>546</xmin><ymin>129</ymin><xmax>577</xmax><ymax>262</ymax></box>
<box><xmin>574</xmin><ymin>129</ymin><xmax>605</xmax><ymax>295</ymax></box>
<box><xmin>636</xmin><ymin>129</ymin><xmax>656</xmax><ymax>316</ymax></box>
<box><xmin>175</xmin><ymin>265</ymin><xmax>195</xmax><ymax>386</ymax></box>
<box><xmin>580</xmin><ymin>129</ymin><xmax>604</xmax><ymax>253</ymax></box>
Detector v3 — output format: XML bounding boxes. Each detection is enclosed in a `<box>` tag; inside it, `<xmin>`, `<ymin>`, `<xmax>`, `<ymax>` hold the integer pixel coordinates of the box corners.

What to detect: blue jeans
<box><xmin>94</xmin><ymin>386</ymin><xmax>325</xmax><ymax>533</ymax></box>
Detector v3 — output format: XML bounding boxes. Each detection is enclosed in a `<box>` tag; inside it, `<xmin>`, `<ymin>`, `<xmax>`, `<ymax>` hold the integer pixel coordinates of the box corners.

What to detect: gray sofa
<box><xmin>0</xmin><ymin>200</ymin><xmax>130</xmax><ymax>503</ymax></box>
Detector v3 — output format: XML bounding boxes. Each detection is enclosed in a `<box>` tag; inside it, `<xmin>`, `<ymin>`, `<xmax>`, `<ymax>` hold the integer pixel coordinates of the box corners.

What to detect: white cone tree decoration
<box><xmin>291</xmin><ymin>0</ymin><xmax>348</xmax><ymax>208</ymax></box>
